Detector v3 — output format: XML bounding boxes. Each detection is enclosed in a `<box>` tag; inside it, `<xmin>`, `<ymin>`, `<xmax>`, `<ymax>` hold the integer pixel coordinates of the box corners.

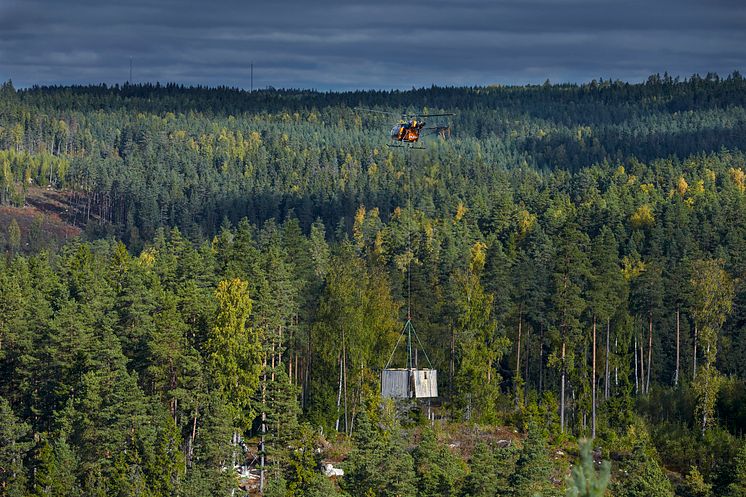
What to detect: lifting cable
<box><xmin>383</xmin><ymin>152</ymin><xmax>433</xmax><ymax>371</ymax></box>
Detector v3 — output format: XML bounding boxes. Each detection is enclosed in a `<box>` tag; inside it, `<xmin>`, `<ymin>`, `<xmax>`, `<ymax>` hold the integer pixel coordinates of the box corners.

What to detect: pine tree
<box><xmin>61</xmin><ymin>366</ymin><xmax>150</xmax><ymax>485</ymax></box>
<box><xmin>308</xmin><ymin>219</ymin><xmax>331</xmax><ymax>280</ymax></box>
<box><xmin>549</xmin><ymin>222</ymin><xmax>589</xmax><ymax>434</ymax></box>
<box><xmin>143</xmin><ymin>412</ymin><xmax>186</xmax><ymax>497</ymax></box>
<box><xmin>629</xmin><ymin>259</ymin><xmax>663</xmax><ymax>395</ymax></box>
<box><xmin>588</xmin><ymin>227</ymin><xmax>625</xmax><ymax>435</ymax></box>
<box><xmin>145</xmin><ymin>291</ymin><xmax>202</xmax><ymax>421</ymax></box>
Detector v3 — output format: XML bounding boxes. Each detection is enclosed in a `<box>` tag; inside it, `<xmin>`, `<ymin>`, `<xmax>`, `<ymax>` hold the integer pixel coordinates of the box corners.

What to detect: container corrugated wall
<box><xmin>414</xmin><ymin>369</ymin><xmax>438</xmax><ymax>398</ymax></box>
<box><xmin>381</xmin><ymin>369</ymin><xmax>438</xmax><ymax>398</ymax></box>
<box><xmin>381</xmin><ymin>369</ymin><xmax>409</xmax><ymax>398</ymax></box>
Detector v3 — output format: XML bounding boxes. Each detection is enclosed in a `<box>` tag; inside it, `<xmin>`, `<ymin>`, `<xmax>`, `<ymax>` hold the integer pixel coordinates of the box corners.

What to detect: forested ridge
<box><xmin>2</xmin><ymin>73</ymin><xmax>746</xmax><ymax>496</ymax></box>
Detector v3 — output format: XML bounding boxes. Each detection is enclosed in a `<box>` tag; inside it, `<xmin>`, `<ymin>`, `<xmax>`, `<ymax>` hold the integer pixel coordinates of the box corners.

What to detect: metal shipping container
<box><xmin>414</xmin><ymin>369</ymin><xmax>438</xmax><ymax>398</ymax></box>
<box><xmin>381</xmin><ymin>368</ymin><xmax>438</xmax><ymax>398</ymax></box>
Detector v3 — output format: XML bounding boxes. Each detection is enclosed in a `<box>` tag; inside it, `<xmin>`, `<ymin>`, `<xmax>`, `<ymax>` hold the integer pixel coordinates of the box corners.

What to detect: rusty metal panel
<box><xmin>381</xmin><ymin>369</ymin><xmax>409</xmax><ymax>398</ymax></box>
<box><xmin>414</xmin><ymin>369</ymin><xmax>438</xmax><ymax>398</ymax></box>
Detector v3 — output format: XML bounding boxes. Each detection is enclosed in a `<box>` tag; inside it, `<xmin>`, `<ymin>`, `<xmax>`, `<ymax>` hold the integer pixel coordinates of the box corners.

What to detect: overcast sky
<box><xmin>1</xmin><ymin>0</ymin><xmax>745</xmax><ymax>90</ymax></box>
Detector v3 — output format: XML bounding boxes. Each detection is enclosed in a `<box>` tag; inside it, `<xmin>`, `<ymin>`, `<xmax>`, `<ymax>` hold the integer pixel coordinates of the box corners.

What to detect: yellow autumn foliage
<box><xmin>470</xmin><ymin>241</ymin><xmax>487</xmax><ymax>273</ymax></box>
<box><xmin>693</xmin><ymin>179</ymin><xmax>705</xmax><ymax>195</ymax></box>
<box><xmin>630</xmin><ymin>205</ymin><xmax>654</xmax><ymax>229</ymax></box>
<box><xmin>138</xmin><ymin>248</ymin><xmax>156</xmax><ymax>267</ymax></box>
<box><xmin>374</xmin><ymin>231</ymin><xmax>385</xmax><ymax>257</ymax></box>
<box><xmin>622</xmin><ymin>256</ymin><xmax>646</xmax><ymax>280</ymax></box>
<box><xmin>455</xmin><ymin>201</ymin><xmax>467</xmax><ymax>222</ymax></box>
<box><xmin>517</xmin><ymin>209</ymin><xmax>536</xmax><ymax>237</ymax></box>
<box><xmin>729</xmin><ymin>167</ymin><xmax>746</xmax><ymax>192</ymax></box>
<box><xmin>353</xmin><ymin>205</ymin><xmax>366</xmax><ymax>248</ymax></box>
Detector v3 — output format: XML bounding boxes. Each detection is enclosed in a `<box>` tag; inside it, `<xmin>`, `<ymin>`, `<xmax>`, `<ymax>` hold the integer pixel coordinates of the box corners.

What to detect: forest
<box><xmin>1</xmin><ymin>73</ymin><xmax>746</xmax><ymax>496</ymax></box>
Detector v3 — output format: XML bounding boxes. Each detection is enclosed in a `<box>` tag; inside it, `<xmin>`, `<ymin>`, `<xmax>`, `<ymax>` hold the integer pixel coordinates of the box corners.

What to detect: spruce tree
<box><xmin>727</xmin><ymin>443</ymin><xmax>746</xmax><ymax>497</ymax></box>
<box><xmin>510</xmin><ymin>420</ymin><xmax>554</xmax><ymax>497</ymax></box>
<box><xmin>205</xmin><ymin>278</ymin><xmax>263</xmax><ymax>428</ymax></box>
<box><xmin>565</xmin><ymin>440</ymin><xmax>610</xmax><ymax>497</ymax></box>
<box><xmin>343</xmin><ymin>411</ymin><xmax>416</xmax><ymax>497</ymax></box>
<box><xmin>31</xmin><ymin>438</ymin><xmax>79</xmax><ymax>497</ymax></box>
<box><xmin>265</xmin><ymin>364</ymin><xmax>302</xmax><ymax>466</ymax></box>
<box><xmin>681</xmin><ymin>466</ymin><xmax>713</xmax><ymax>497</ymax></box>
<box><xmin>462</xmin><ymin>441</ymin><xmax>498</xmax><ymax>497</ymax></box>
<box><xmin>452</xmin><ymin>241</ymin><xmax>509</xmax><ymax>422</ymax></box>
<box><xmin>0</xmin><ymin>397</ymin><xmax>30</xmax><ymax>497</ymax></box>
<box><xmin>612</xmin><ymin>438</ymin><xmax>674</xmax><ymax>497</ymax></box>
<box><xmin>285</xmin><ymin>423</ymin><xmax>340</xmax><ymax>497</ymax></box>
<box><xmin>413</xmin><ymin>428</ymin><xmax>464</xmax><ymax>497</ymax></box>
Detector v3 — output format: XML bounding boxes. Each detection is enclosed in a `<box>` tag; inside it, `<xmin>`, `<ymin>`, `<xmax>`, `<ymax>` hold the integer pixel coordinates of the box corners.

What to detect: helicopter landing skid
<box><xmin>388</xmin><ymin>143</ymin><xmax>426</xmax><ymax>150</ymax></box>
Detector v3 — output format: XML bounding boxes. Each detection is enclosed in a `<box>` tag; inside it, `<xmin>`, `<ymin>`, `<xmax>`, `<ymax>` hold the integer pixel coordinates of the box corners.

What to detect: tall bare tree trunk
<box><xmin>278</xmin><ymin>326</ymin><xmax>283</xmax><ymax>369</ymax></box>
<box><xmin>524</xmin><ymin>325</ymin><xmax>530</xmax><ymax>405</ymax></box>
<box><xmin>634</xmin><ymin>334</ymin><xmax>639</xmax><ymax>395</ymax></box>
<box><xmin>560</xmin><ymin>341</ymin><xmax>566</xmax><ymax>433</ymax></box>
<box><xmin>614</xmin><ymin>335</ymin><xmax>618</xmax><ymax>387</ymax></box>
<box><xmin>646</xmin><ymin>312</ymin><xmax>653</xmax><ymax>394</ymax></box>
<box><xmin>335</xmin><ymin>351</ymin><xmax>343</xmax><ymax>432</ymax></box>
<box><xmin>188</xmin><ymin>405</ymin><xmax>198</xmax><ymax>468</ymax></box>
<box><xmin>259</xmin><ymin>356</ymin><xmax>267</xmax><ymax>494</ymax></box>
<box><xmin>639</xmin><ymin>331</ymin><xmax>646</xmax><ymax>395</ymax></box>
<box><xmin>515</xmin><ymin>307</ymin><xmax>522</xmax><ymax>408</ymax></box>
<box><xmin>304</xmin><ymin>328</ymin><xmax>312</xmax><ymax>409</ymax></box>
<box><xmin>539</xmin><ymin>324</ymin><xmax>545</xmax><ymax>395</ymax></box>
<box><xmin>674</xmin><ymin>305</ymin><xmax>680</xmax><ymax>387</ymax></box>
<box><xmin>450</xmin><ymin>326</ymin><xmax>455</xmax><ymax>400</ymax></box>
<box><xmin>693</xmin><ymin>324</ymin><xmax>698</xmax><ymax>380</ymax></box>
<box><xmin>342</xmin><ymin>336</ymin><xmax>349</xmax><ymax>434</ymax></box>
<box><xmin>271</xmin><ymin>341</ymin><xmax>276</xmax><ymax>381</ymax></box>
<box><xmin>702</xmin><ymin>345</ymin><xmax>710</xmax><ymax>435</ymax></box>
<box><xmin>592</xmin><ymin>316</ymin><xmax>597</xmax><ymax>439</ymax></box>
<box><xmin>605</xmin><ymin>318</ymin><xmax>610</xmax><ymax>399</ymax></box>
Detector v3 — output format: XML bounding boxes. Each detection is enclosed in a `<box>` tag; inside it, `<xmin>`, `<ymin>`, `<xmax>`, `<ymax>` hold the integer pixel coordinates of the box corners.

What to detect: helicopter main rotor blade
<box><xmin>411</xmin><ymin>113</ymin><xmax>456</xmax><ymax>118</ymax></box>
<box><xmin>355</xmin><ymin>107</ymin><xmax>402</xmax><ymax>117</ymax></box>
<box><xmin>357</xmin><ymin>108</ymin><xmax>455</xmax><ymax>119</ymax></box>
<box><xmin>421</xmin><ymin>126</ymin><xmax>451</xmax><ymax>138</ymax></box>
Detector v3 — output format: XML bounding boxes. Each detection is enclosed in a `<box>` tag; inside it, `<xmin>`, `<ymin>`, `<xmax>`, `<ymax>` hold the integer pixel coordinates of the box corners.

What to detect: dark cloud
<box><xmin>1</xmin><ymin>0</ymin><xmax>744</xmax><ymax>89</ymax></box>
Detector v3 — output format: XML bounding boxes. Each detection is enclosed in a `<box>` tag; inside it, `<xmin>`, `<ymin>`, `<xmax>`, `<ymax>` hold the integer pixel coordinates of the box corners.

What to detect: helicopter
<box><xmin>357</xmin><ymin>108</ymin><xmax>455</xmax><ymax>149</ymax></box>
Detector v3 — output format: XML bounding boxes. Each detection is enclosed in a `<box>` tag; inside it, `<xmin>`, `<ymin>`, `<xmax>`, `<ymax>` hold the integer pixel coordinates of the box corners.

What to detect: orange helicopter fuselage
<box><xmin>391</xmin><ymin>120</ymin><xmax>425</xmax><ymax>143</ymax></box>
